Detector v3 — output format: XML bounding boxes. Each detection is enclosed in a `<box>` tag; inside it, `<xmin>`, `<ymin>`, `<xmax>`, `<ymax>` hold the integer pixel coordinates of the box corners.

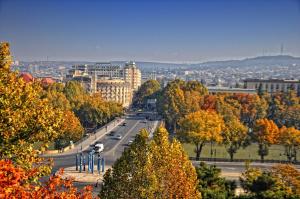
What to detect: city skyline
<box><xmin>1</xmin><ymin>0</ymin><xmax>300</xmax><ymax>62</ymax></box>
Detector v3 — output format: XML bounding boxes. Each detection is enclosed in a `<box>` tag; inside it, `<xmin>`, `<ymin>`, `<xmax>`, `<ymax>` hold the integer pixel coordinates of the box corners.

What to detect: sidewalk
<box><xmin>43</xmin><ymin>117</ymin><xmax>125</xmax><ymax>157</ymax></box>
<box><xmin>62</xmin><ymin>165</ymin><xmax>111</xmax><ymax>196</ymax></box>
<box><xmin>62</xmin><ymin>166</ymin><xmax>111</xmax><ymax>183</ymax></box>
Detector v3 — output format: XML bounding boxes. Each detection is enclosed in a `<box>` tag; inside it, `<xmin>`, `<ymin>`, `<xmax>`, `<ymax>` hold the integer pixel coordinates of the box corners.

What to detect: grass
<box><xmin>182</xmin><ymin>143</ymin><xmax>300</xmax><ymax>161</ymax></box>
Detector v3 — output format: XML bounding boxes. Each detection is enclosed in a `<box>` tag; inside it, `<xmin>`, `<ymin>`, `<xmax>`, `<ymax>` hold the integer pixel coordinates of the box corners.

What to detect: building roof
<box><xmin>41</xmin><ymin>77</ymin><xmax>55</xmax><ymax>85</ymax></box>
<box><xmin>20</xmin><ymin>72</ymin><xmax>34</xmax><ymax>83</ymax></box>
<box><xmin>207</xmin><ymin>86</ymin><xmax>257</xmax><ymax>94</ymax></box>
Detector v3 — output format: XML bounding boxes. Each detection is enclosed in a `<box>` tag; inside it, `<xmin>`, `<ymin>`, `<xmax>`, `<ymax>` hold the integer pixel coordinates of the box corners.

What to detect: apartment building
<box><xmin>67</xmin><ymin>62</ymin><xmax>141</xmax><ymax>107</ymax></box>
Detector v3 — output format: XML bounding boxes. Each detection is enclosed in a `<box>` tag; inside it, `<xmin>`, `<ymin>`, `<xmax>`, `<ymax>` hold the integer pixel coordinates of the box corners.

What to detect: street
<box><xmin>51</xmin><ymin>112</ymin><xmax>158</xmax><ymax>172</ymax></box>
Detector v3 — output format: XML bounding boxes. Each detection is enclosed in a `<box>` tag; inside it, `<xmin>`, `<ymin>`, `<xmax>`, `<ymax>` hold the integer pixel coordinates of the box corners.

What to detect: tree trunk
<box><xmin>230</xmin><ymin>152</ymin><xmax>234</xmax><ymax>162</ymax></box>
<box><xmin>195</xmin><ymin>143</ymin><xmax>204</xmax><ymax>161</ymax></box>
<box><xmin>260</xmin><ymin>154</ymin><xmax>264</xmax><ymax>163</ymax></box>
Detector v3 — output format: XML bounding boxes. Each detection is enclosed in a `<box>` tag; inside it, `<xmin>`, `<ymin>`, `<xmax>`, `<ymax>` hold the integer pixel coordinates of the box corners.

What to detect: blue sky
<box><xmin>0</xmin><ymin>0</ymin><xmax>300</xmax><ymax>62</ymax></box>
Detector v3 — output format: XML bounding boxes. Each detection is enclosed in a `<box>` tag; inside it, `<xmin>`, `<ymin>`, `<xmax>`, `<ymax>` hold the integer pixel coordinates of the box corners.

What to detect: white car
<box><xmin>94</xmin><ymin>143</ymin><xmax>104</xmax><ymax>153</ymax></box>
<box><xmin>127</xmin><ymin>140</ymin><xmax>134</xmax><ymax>146</ymax></box>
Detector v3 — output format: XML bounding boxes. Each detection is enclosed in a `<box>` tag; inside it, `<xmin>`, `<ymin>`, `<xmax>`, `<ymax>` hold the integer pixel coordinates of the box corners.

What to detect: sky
<box><xmin>0</xmin><ymin>0</ymin><xmax>300</xmax><ymax>63</ymax></box>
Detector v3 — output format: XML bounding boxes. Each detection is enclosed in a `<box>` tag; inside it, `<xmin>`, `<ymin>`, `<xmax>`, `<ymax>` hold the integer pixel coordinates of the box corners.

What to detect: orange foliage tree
<box><xmin>253</xmin><ymin>119</ymin><xmax>279</xmax><ymax>162</ymax></box>
<box><xmin>0</xmin><ymin>160</ymin><xmax>95</xmax><ymax>199</ymax></box>
<box><xmin>279</xmin><ymin>126</ymin><xmax>300</xmax><ymax>162</ymax></box>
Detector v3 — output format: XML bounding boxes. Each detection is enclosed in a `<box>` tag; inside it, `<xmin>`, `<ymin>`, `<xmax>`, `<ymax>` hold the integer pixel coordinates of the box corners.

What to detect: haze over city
<box><xmin>1</xmin><ymin>0</ymin><xmax>300</xmax><ymax>62</ymax></box>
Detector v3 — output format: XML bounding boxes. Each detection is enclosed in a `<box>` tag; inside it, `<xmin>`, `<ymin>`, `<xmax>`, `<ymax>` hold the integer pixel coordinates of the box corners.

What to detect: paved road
<box><xmin>52</xmin><ymin>113</ymin><xmax>158</xmax><ymax>172</ymax></box>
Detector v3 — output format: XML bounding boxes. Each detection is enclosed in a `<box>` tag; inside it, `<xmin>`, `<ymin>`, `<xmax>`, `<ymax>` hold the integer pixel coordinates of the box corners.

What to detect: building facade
<box><xmin>96</xmin><ymin>79</ymin><xmax>132</xmax><ymax>107</ymax></box>
<box><xmin>123</xmin><ymin>61</ymin><xmax>142</xmax><ymax>91</ymax></box>
<box><xmin>67</xmin><ymin>62</ymin><xmax>141</xmax><ymax>107</ymax></box>
<box><xmin>244</xmin><ymin>79</ymin><xmax>300</xmax><ymax>94</ymax></box>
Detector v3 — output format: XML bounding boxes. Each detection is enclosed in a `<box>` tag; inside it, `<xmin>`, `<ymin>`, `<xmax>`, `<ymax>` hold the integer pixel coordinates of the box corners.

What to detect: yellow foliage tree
<box><xmin>0</xmin><ymin>42</ymin><xmax>64</xmax><ymax>177</ymax></box>
<box><xmin>179</xmin><ymin>110</ymin><xmax>224</xmax><ymax>160</ymax></box>
<box><xmin>150</xmin><ymin>127</ymin><xmax>201</xmax><ymax>198</ymax></box>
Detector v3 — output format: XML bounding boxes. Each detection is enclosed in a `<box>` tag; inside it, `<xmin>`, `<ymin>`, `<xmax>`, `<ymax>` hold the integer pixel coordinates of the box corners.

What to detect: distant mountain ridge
<box><xmin>20</xmin><ymin>55</ymin><xmax>300</xmax><ymax>71</ymax></box>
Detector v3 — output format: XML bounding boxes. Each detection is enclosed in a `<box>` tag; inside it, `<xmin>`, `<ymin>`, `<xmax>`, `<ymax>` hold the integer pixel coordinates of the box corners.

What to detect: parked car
<box><xmin>122</xmin><ymin>122</ymin><xmax>127</xmax><ymax>126</ymax></box>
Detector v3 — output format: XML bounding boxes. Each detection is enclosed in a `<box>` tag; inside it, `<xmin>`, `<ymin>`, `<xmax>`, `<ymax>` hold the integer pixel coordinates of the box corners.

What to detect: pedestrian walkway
<box><xmin>62</xmin><ymin>165</ymin><xmax>111</xmax><ymax>183</ymax></box>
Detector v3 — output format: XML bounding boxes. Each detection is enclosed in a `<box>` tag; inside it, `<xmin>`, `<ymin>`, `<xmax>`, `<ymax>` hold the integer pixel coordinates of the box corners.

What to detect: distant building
<box><xmin>96</xmin><ymin>79</ymin><xmax>132</xmax><ymax>107</ymax></box>
<box><xmin>244</xmin><ymin>79</ymin><xmax>300</xmax><ymax>94</ymax></box>
<box><xmin>67</xmin><ymin>62</ymin><xmax>142</xmax><ymax>107</ymax></box>
<box><xmin>207</xmin><ymin>86</ymin><xmax>257</xmax><ymax>95</ymax></box>
<box><xmin>123</xmin><ymin>61</ymin><xmax>142</xmax><ymax>91</ymax></box>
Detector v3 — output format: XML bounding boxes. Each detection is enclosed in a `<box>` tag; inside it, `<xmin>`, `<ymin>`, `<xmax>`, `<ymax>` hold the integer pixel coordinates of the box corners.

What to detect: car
<box><xmin>108</xmin><ymin>131</ymin><xmax>116</xmax><ymax>136</ymax></box>
<box><xmin>122</xmin><ymin>122</ymin><xmax>127</xmax><ymax>126</ymax></box>
<box><xmin>115</xmin><ymin>134</ymin><xmax>122</xmax><ymax>140</ymax></box>
<box><xmin>94</xmin><ymin>143</ymin><xmax>104</xmax><ymax>153</ymax></box>
<box><xmin>127</xmin><ymin>140</ymin><xmax>134</xmax><ymax>146</ymax></box>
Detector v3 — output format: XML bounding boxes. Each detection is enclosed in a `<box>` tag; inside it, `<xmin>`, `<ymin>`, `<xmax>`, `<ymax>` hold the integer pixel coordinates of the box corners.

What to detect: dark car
<box><xmin>108</xmin><ymin>131</ymin><xmax>116</xmax><ymax>136</ymax></box>
<box><xmin>122</xmin><ymin>122</ymin><xmax>127</xmax><ymax>126</ymax></box>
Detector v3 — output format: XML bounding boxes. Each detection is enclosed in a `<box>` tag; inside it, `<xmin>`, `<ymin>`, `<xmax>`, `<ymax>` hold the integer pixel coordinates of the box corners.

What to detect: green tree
<box><xmin>100</xmin><ymin>129</ymin><xmax>156</xmax><ymax>199</ymax></box>
<box><xmin>133</xmin><ymin>79</ymin><xmax>161</xmax><ymax>108</ymax></box>
<box><xmin>196</xmin><ymin>162</ymin><xmax>236</xmax><ymax>199</ymax></box>
<box><xmin>239</xmin><ymin>164</ymin><xmax>300</xmax><ymax>199</ymax></box>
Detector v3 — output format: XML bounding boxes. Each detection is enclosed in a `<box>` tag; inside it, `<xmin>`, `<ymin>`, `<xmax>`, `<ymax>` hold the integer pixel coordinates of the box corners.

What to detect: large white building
<box><xmin>244</xmin><ymin>79</ymin><xmax>300</xmax><ymax>94</ymax></box>
<box><xmin>67</xmin><ymin>62</ymin><xmax>142</xmax><ymax>107</ymax></box>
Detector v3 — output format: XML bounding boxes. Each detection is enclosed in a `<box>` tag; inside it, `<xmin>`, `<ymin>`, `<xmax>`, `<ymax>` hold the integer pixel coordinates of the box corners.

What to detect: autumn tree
<box><xmin>279</xmin><ymin>126</ymin><xmax>300</xmax><ymax>162</ymax></box>
<box><xmin>179</xmin><ymin>110</ymin><xmax>224</xmax><ymax>160</ymax></box>
<box><xmin>0</xmin><ymin>42</ymin><xmax>64</xmax><ymax>176</ymax></box>
<box><xmin>100</xmin><ymin>127</ymin><xmax>200</xmax><ymax>198</ymax></box>
<box><xmin>239</xmin><ymin>163</ymin><xmax>300</xmax><ymax>199</ymax></box>
<box><xmin>159</xmin><ymin>79</ymin><xmax>186</xmax><ymax>133</ymax></box>
<box><xmin>100</xmin><ymin>129</ymin><xmax>156</xmax><ymax>199</ymax></box>
<box><xmin>43</xmin><ymin>86</ymin><xmax>84</xmax><ymax>149</ymax></box>
<box><xmin>0</xmin><ymin>160</ymin><xmax>94</xmax><ymax>198</ymax></box>
<box><xmin>229</xmin><ymin>94</ymin><xmax>268</xmax><ymax>128</ymax></box>
<box><xmin>133</xmin><ymin>79</ymin><xmax>161</xmax><ymax>108</ymax></box>
<box><xmin>158</xmin><ymin>79</ymin><xmax>207</xmax><ymax>133</ymax></box>
<box><xmin>150</xmin><ymin>127</ymin><xmax>200</xmax><ymax>198</ymax></box>
<box><xmin>252</xmin><ymin>119</ymin><xmax>279</xmax><ymax>162</ymax></box>
<box><xmin>222</xmin><ymin>116</ymin><xmax>248</xmax><ymax>161</ymax></box>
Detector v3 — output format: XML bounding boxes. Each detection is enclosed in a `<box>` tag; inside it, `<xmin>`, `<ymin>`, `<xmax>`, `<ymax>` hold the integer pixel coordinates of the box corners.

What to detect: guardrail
<box><xmin>189</xmin><ymin>157</ymin><xmax>300</xmax><ymax>165</ymax></box>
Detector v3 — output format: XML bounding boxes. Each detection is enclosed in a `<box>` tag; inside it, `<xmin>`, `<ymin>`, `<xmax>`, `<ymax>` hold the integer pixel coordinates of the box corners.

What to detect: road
<box><xmin>51</xmin><ymin>112</ymin><xmax>159</xmax><ymax>172</ymax></box>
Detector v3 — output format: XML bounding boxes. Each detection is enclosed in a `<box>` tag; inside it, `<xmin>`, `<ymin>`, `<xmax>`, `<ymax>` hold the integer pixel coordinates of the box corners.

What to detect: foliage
<box><xmin>196</xmin><ymin>162</ymin><xmax>236</xmax><ymax>199</ymax></box>
<box><xmin>179</xmin><ymin>110</ymin><xmax>224</xmax><ymax>160</ymax></box>
<box><xmin>279</xmin><ymin>126</ymin><xmax>300</xmax><ymax>162</ymax></box>
<box><xmin>133</xmin><ymin>79</ymin><xmax>161</xmax><ymax>108</ymax></box>
<box><xmin>100</xmin><ymin>127</ymin><xmax>200</xmax><ymax>198</ymax></box>
<box><xmin>55</xmin><ymin>110</ymin><xmax>84</xmax><ymax>149</ymax></box>
<box><xmin>228</xmin><ymin>94</ymin><xmax>268</xmax><ymax>128</ymax></box>
<box><xmin>252</xmin><ymin>119</ymin><xmax>279</xmax><ymax>162</ymax></box>
<box><xmin>158</xmin><ymin>79</ymin><xmax>208</xmax><ymax>133</ymax></box>
<box><xmin>222</xmin><ymin>116</ymin><xmax>248</xmax><ymax>161</ymax></box>
<box><xmin>0</xmin><ymin>42</ymin><xmax>64</xmax><ymax>176</ymax></box>
<box><xmin>0</xmin><ymin>160</ymin><xmax>94</xmax><ymax>199</ymax></box>
<box><xmin>239</xmin><ymin>163</ymin><xmax>300</xmax><ymax>199</ymax></box>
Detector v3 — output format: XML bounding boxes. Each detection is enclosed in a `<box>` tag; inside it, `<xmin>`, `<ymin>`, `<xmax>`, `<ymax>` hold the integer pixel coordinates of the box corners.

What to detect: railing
<box><xmin>189</xmin><ymin>157</ymin><xmax>300</xmax><ymax>165</ymax></box>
